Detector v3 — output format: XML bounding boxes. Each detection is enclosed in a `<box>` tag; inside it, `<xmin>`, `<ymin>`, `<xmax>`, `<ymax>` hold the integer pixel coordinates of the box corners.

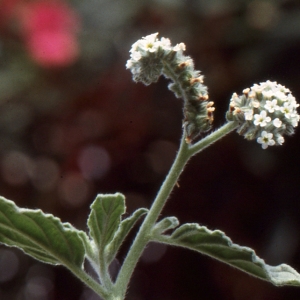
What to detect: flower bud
<box><xmin>226</xmin><ymin>80</ymin><xmax>299</xmax><ymax>149</ymax></box>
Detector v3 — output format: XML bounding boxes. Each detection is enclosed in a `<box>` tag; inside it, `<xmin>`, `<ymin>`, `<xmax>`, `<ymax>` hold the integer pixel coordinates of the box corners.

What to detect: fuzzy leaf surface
<box><xmin>153</xmin><ymin>223</ymin><xmax>300</xmax><ymax>286</ymax></box>
<box><xmin>0</xmin><ymin>196</ymin><xmax>85</xmax><ymax>267</ymax></box>
<box><xmin>151</xmin><ymin>216</ymin><xmax>179</xmax><ymax>235</ymax></box>
<box><xmin>106</xmin><ymin>207</ymin><xmax>148</xmax><ymax>264</ymax></box>
<box><xmin>88</xmin><ymin>193</ymin><xmax>125</xmax><ymax>252</ymax></box>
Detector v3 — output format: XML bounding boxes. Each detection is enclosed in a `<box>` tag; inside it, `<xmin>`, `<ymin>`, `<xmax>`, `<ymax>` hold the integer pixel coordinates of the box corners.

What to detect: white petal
<box><xmin>273</xmin><ymin>118</ymin><xmax>282</xmax><ymax>128</ymax></box>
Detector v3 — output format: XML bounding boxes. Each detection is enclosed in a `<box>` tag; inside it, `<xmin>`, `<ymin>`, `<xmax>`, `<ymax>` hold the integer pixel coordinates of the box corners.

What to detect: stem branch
<box><xmin>66</xmin><ymin>264</ymin><xmax>110</xmax><ymax>299</ymax></box>
<box><xmin>112</xmin><ymin>121</ymin><xmax>238</xmax><ymax>299</ymax></box>
<box><xmin>189</xmin><ymin>121</ymin><xmax>239</xmax><ymax>156</ymax></box>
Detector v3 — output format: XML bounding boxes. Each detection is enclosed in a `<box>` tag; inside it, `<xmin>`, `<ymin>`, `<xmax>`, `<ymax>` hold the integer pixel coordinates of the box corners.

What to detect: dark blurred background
<box><xmin>0</xmin><ymin>0</ymin><xmax>300</xmax><ymax>299</ymax></box>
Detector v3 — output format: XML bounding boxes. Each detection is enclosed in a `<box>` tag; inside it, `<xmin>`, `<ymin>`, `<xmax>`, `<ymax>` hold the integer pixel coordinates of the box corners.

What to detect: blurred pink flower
<box><xmin>26</xmin><ymin>30</ymin><xmax>79</xmax><ymax>67</ymax></box>
<box><xmin>20</xmin><ymin>1</ymin><xmax>81</xmax><ymax>68</ymax></box>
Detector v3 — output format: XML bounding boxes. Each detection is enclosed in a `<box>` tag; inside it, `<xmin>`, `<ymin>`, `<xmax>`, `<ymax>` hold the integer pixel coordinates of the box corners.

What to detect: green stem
<box><xmin>112</xmin><ymin>121</ymin><xmax>239</xmax><ymax>300</ymax></box>
<box><xmin>113</xmin><ymin>134</ymin><xmax>190</xmax><ymax>299</ymax></box>
<box><xmin>189</xmin><ymin>121</ymin><xmax>239</xmax><ymax>156</ymax></box>
<box><xmin>66</xmin><ymin>264</ymin><xmax>110</xmax><ymax>300</ymax></box>
<box><xmin>99</xmin><ymin>250</ymin><xmax>113</xmax><ymax>290</ymax></box>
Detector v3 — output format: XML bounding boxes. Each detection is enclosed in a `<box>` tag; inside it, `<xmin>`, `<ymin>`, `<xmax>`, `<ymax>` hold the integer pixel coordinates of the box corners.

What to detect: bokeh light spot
<box><xmin>246</xmin><ymin>1</ymin><xmax>279</xmax><ymax>30</ymax></box>
<box><xmin>25</xmin><ymin>276</ymin><xmax>53</xmax><ymax>300</ymax></box>
<box><xmin>24</xmin><ymin>262</ymin><xmax>54</xmax><ymax>300</ymax></box>
<box><xmin>141</xmin><ymin>242</ymin><xmax>167</xmax><ymax>264</ymax></box>
<box><xmin>29</xmin><ymin>157</ymin><xmax>60</xmax><ymax>191</ymax></box>
<box><xmin>26</xmin><ymin>31</ymin><xmax>79</xmax><ymax>67</ymax></box>
<box><xmin>78</xmin><ymin>145</ymin><xmax>111</xmax><ymax>180</ymax></box>
<box><xmin>1</xmin><ymin>151</ymin><xmax>33</xmax><ymax>185</ymax></box>
<box><xmin>58</xmin><ymin>172</ymin><xmax>90</xmax><ymax>207</ymax></box>
<box><xmin>0</xmin><ymin>249</ymin><xmax>19</xmax><ymax>282</ymax></box>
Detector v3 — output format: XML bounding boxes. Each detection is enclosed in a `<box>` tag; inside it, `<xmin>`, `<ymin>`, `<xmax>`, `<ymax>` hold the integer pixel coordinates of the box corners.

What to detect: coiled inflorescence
<box><xmin>126</xmin><ymin>33</ymin><xmax>214</xmax><ymax>143</ymax></box>
<box><xmin>226</xmin><ymin>81</ymin><xmax>299</xmax><ymax>149</ymax></box>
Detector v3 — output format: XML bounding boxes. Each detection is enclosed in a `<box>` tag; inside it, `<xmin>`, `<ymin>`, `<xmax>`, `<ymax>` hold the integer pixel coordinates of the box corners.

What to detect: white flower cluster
<box><xmin>126</xmin><ymin>33</ymin><xmax>186</xmax><ymax>85</ymax></box>
<box><xmin>126</xmin><ymin>33</ymin><xmax>214</xmax><ymax>143</ymax></box>
<box><xmin>226</xmin><ymin>81</ymin><xmax>299</xmax><ymax>149</ymax></box>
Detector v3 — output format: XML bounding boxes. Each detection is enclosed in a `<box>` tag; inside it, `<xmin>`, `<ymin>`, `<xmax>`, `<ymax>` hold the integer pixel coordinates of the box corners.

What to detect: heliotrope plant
<box><xmin>0</xmin><ymin>33</ymin><xmax>300</xmax><ymax>300</ymax></box>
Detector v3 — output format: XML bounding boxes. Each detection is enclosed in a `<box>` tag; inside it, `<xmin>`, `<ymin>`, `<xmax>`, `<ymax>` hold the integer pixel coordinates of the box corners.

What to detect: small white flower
<box><xmin>257</xmin><ymin>131</ymin><xmax>275</xmax><ymax>149</ymax></box>
<box><xmin>273</xmin><ymin>118</ymin><xmax>282</xmax><ymax>128</ymax></box>
<box><xmin>251</xmin><ymin>84</ymin><xmax>263</xmax><ymax>93</ymax></box>
<box><xmin>132</xmin><ymin>33</ymin><xmax>160</xmax><ymax>53</ymax></box>
<box><xmin>280</xmin><ymin>103</ymin><xmax>294</xmax><ymax>119</ymax></box>
<box><xmin>253</xmin><ymin>110</ymin><xmax>271</xmax><ymax>127</ymax></box>
<box><xmin>173</xmin><ymin>43</ymin><xmax>186</xmax><ymax>52</ymax></box>
<box><xmin>231</xmin><ymin>93</ymin><xmax>239</xmax><ymax>101</ymax></box>
<box><xmin>159</xmin><ymin>37</ymin><xmax>172</xmax><ymax>50</ymax></box>
<box><xmin>277</xmin><ymin>83</ymin><xmax>290</xmax><ymax>93</ymax></box>
<box><xmin>286</xmin><ymin>94</ymin><xmax>299</xmax><ymax>108</ymax></box>
<box><xmin>248</xmin><ymin>91</ymin><xmax>256</xmax><ymax>98</ymax></box>
<box><xmin>264</xmin><ymin>99</ymin><xmax>279</xmax><ymax>113</ymax></box>
<box><xmin>130</xmin><ymin>41</ymin><xmax>140</xmax><ymax>53</ymax></box>
<box><xmin>131</xmin><ymin>51</ymin><xmax>142</xmax><ymax>61</ymax></box>
<box><xmin>290</xmin><ymin>114</ymin><xmax>300</xmax><ymax>127</ymax></box>
<box><xmin>126</xmin><ymin>59</ymin><xmax>133</xmax><ymax>69</ymax></box>
<box><xmin>274</xmin><ymin>90</ymin><xmax>287</xmax><ymax>101</ymax></box>
<box><xmin>244</xmin><ymin>109</ymin><xmax>254</xmax><ymax>120</ymax></box>
<box><xmin>251</xmin><ymin>100</ymin><xmax>260</xmax><ymax>108</ymax></box>
<box><xmin>261</xmin><ymin>80</ymin><xmax>277</xmax><ymax>91</ymax></box>
<box><xmin>262</xmin><ymin>90</ymin><xmax>273</xmax><ymax>99</ymax></box>
<box><xmin>277</xmin><ymin>136</ymin><xmax>285</xmax><ymax>145</ymax></box>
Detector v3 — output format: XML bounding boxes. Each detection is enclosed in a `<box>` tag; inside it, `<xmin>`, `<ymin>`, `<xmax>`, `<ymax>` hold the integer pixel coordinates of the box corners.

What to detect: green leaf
<box><xmin>88</xmin><ymin>193</ymin><xmax>125</xmax><ymax>252</ymax></box>
<box><xmin>78</xmin><ymin>231</ymin><xmax>95</xmax><ymax>261</ymax></box>
<box><xmin>151</xmin><ymin>216</ymin><xmax>179</xmax><ymax>235</ymax></box>
<box><xmin>153</xmin><ymin>223</ymin><xmax>300</xmax><ymax>287</ymax></box>
<box><xmin>0</xmin><ymin>196</ymin><xmax>85</xmax><ymax>267</ymax></box>
<box><xmin>106</xmin><ymin>207</ymin><xmax>148</xmax><ymax>264</ymax></box>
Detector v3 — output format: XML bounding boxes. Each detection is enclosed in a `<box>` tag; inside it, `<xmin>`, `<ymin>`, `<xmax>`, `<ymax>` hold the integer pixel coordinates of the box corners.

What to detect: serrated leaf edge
<box><xmin>88</xmin><ymin>193</ymin><xmax>125</xmax><ymax>252</ymax></box>
<box><xmin>152</xmin><ymin>223</ymin><xmax>300</xmax><ymax>287</ymax></box>
<box><xmin>105</xmin><ymin>207</ymin><xmax>148</xmax><ymax>265</ymax></box>
<box><xmin>0</xmin><ymin>197</ymin><xmax>85</xmax><ymax>267</ymax></box>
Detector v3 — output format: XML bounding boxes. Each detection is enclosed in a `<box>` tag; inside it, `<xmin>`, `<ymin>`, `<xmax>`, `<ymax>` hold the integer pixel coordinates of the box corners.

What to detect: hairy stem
<box><xmin>113</xmin><ymin>134</ymin><xmax>190</xmax><ymax>299</ymax></box>
<box><xmin>112</xmin><ymin>121</ymin><xmax>238</xmax><ymax>299</ymax></box>
<box><xmin>99</xmin><ymin>250</ymin><xmax>113</xmax><ymax>290</ymax></box>
<box><xmin>66</xmin><ymin>264</ymin><xmax>110</xmax><ymax>300</ymax></box>
<box><xmin>189</xmin><ymin>121</ymin><xmax>239</xmax><ymax>156</ymax></box>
